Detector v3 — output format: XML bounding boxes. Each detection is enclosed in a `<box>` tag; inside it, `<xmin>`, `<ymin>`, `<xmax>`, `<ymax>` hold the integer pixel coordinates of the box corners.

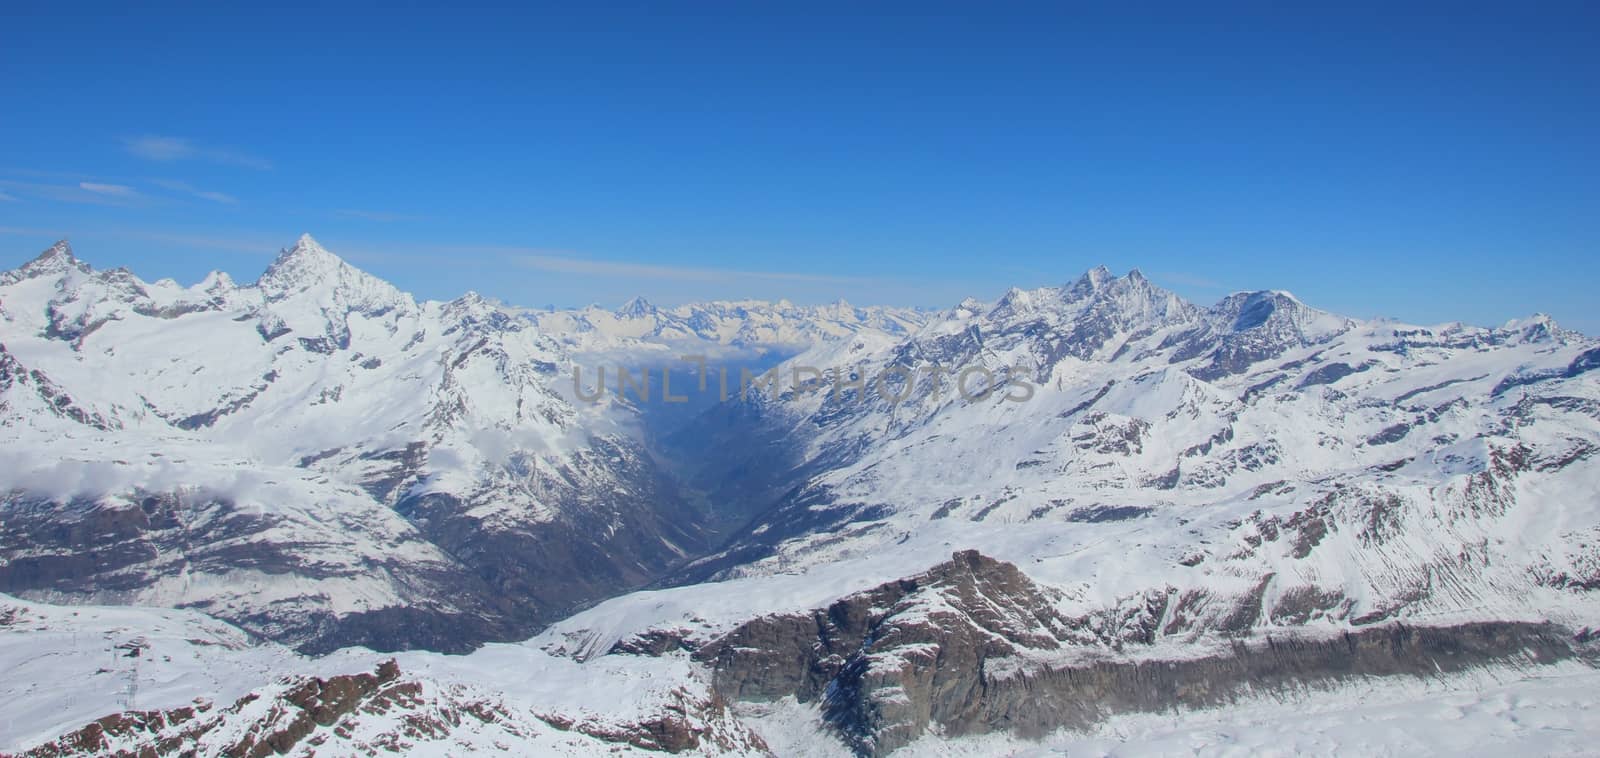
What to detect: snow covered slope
<box><xmin>3</xmin><ymin>247</ymin><xmax>1597</xmax><ymax>755</ymax></box>
<box><xmin>0</xmin><ymin>237</ymin><xmax>718</xmax><ymax>652</ymax></box>
<box><xmin>527</xmin><ymin>297</ymin><xmax>928</xmax><ymax>356</ymax></box>
<box><xmin>530</xmin><ymin>266</ymin><xmax>1600</xmax><ymax>750</ymax></box>
<box><xmin>0</xmin><ymin>593</ymin><xmax>768</xmax><ymax>756</ymax></box>
<box><xmin>667</xmin><ymin>267</ymin><xmax>1600</xmax><ymax>636</ymax></box>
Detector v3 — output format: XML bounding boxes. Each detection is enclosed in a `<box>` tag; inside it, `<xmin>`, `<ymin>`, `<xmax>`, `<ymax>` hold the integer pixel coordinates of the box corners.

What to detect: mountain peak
<box><xmin>198</xmin><ymin>270</ymin><xmax>236</xmax><ymax>293</ymax></box>
<box><xmin>1212</xmin><ymin>289</ymin><xmax>1350</xmax><ymax>342</ymax></box>
<box><xmin>11</xmin><ymin>239</ymin><xmax>91</xmax><ymax>280</ymax></box>
<box><xmin>254</xmin><ymin>234</ymin><xmax>411</xmax><ymax>317</ymax></box>
<box><xmin>617</xmin><ymin>296</ymin><xmax>656</xmax><ymax>317</ymax></box>
<box><xmin>284</xmin><ymin>233</ymin><xmax>340</xmax><ymax>264</ymax></box>
<box><xmin>258</xmin><ymin>234</ymin><xmax>353</xmax><ymax>292</ymax></box>
<box><xmin>3</xmin><ymin>239</ymin><xmax>93</xmax><ymax>286</ymax></box>
<box><xmin>38</xmin><ymin>238</ymin><xmax>75</xmax><ymax>261</ymax></box>
<box><xmin>1065</xmin><ymin>265</ymin><xmax>1116</xmax><ymax>299</ymax></box>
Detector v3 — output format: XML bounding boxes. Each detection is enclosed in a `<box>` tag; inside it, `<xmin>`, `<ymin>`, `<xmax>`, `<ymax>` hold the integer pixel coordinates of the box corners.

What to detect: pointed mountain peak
<box><xmin>198</xmin><ymin>270</ymin><xmax>236</xmax><ymax>292</ymax></box>
<box><xmin>999</xmin><ymin>286</ymin><xmax>1031</xmax><ymax>303</ymax></box>
<box><xmin>255</xmin><ymin>234</ymin><xmax>411</xmax><ymax>315</ymax></box>
<box><xmin>988</xmin><ymin>286</ymin><xmax>1037</xmax><ymax>320</ymax></box>
<box><xmin>259</xmin><ymin>234</ymin><xmax>356</xmax><ymax>292</ymax></box>
<box><xmin>37</xmin><ymin>239</ymin><xmax>76</xmax><ymax>263</ymax></box>
<box><xmin>275</xmin><ymin>233</ymin><xmax>341</xmax><ymax>266</ymax></box>
<box><xmin>6</xmin><ymin>239</ymin><xmax>92</xmax><ymax>283</ymax></box>
<box><xmin>617</xmin><ymin>296</ymin><xmax>656</xmax><ymax>317</ymax></box>
<box><xmin>1065</xmin><ymin>265</ymin><xmax>1116</xmax><ymax>299</ymax></box>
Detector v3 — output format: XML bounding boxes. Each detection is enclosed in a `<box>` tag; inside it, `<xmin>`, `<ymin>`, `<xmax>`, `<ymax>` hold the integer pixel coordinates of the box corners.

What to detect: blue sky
<box><xmin>2</xmin><ymin>2</ymin><xmax>1597</xmax><ymax>331</ymax></box>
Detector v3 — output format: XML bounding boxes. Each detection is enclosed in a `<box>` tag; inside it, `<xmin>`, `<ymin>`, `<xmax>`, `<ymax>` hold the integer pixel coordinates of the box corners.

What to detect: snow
<box><xmin>902</xmin><ymin>666</ymin><xmax>1600</xmax><ymax>757</ymax></box>
<box><xmin>0</xmin><ymin>593</ymin><xmax>758</xmax><ymax>756</ymax></box>
<box><xmin>535</xmin><ymin>267</ymin><xmax>1600</xmax><ymax>669</ymax></box>
<box><xmin>4</xmin><ymin>244</ymin><xmax>1599</xmax><ymax>755</ymax></box>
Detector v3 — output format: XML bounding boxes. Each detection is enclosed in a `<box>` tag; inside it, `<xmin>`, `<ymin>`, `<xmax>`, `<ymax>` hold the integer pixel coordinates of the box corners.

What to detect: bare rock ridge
<box><xmin>14</xmin><ymin>551</ymin><xmax>1590</xmax><ymax>756</ymax></box>
<box><xmin>17</xmin><ymin>659</ymin><xmax>768</xmax><ymax>757</ymax></box>
<box><xmin>687</xmin><ymin>551</ymin><xmax>1584</xmax><ymax>756</ymax></box>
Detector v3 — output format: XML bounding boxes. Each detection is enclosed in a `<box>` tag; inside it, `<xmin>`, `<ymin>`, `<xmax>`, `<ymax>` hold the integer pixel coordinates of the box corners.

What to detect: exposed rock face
<box><xmin>393</xmin><ymin>437</ymin><xmax>712</xmax><ymax>639</ymax></box>
<box><xmin>0</xmin><ymin>491</ymin><xmax>512</xmax><ymax>654</ymax></box>
<box><xmin>17</xmin><ymin>660</ymin><xmax>769</xmax><ymax>757</ymax></box>
<box><xmin>693</xmin><ymin>551</ymin><xmax>1582</xmax><ymax>756</ymax></box>
<box><xmin>21</xmin><ymin>661</ymin><xmax>408</xmax><ymax>758</ymax></box>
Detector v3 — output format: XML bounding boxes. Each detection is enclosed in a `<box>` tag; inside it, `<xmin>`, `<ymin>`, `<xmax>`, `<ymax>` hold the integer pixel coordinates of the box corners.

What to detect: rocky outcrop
<box><xmin>0</xmin><ymin>492</ymin><xmax>512</xmax><ymax>655</ymax></box>
<box><xmin>692</xmin><ymin>551</ymin><xmax>1584</xmax><ymax>756</ymax></box>
<box><xmin>17</xmin><ymin>660</ymin><xmax>770</xmax><ymax>757</ymax></box>
<box><xmin>21</xmin><ymin>660</ymin><xmax>409</xmax><ymax>758</ymax></box>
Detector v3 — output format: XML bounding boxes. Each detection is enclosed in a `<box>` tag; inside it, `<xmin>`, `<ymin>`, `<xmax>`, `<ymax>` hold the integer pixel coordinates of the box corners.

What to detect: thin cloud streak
<box><xmin>512</xmin><ymin>252</ymin><xmax>866</xmax><ymax>284</ymax></box>
<box><xmin>79</xmin><ymin>182</ymin><xmax>140</xmax><ymax>197</ymax></box>
<box><xmin>335</xmin><ymin>209</ymin><xmax>423</xmax><ymax>223</ymax></box>
<box><xmin>122</xmin><ymin>135</ymin><xmax>273</xmax><ymax>170</ymax></box>
<box><xmin>1</xmin><ymin>226</ymin><xmax>283</xmax><ymax>256</ymax></box>
<box><xmin>108</xmin><ymin>229</ymin><xmax>283</xmax><ymax>254</ymax></box>
<box><xmin>0</xmin><ymin>225</ymin><xmax>68</xmax><ymax>238</ymax></box>
<box><xmin>0</xmin><ymin>179</ymin><xmax>145</xmax><ymax>207</ymax></box>
<box><xmin>150</xmin><ymin>179</ymin><xmax>238</xmax><ymax>204</ymax></box>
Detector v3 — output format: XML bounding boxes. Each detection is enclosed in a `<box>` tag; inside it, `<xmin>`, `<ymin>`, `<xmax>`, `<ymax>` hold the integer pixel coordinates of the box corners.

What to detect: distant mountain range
<box><xmin>2</xmin><ymin>236</ymin><xmax>1597</xmax><ymax>755</ymax></box>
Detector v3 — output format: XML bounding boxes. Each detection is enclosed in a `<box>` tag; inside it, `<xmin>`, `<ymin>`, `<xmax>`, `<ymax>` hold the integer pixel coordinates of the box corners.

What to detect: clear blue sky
<box><xmin>2</xmin><ymin>2</ymin><xmax>1597</xmax><ymax>331</ymax></box>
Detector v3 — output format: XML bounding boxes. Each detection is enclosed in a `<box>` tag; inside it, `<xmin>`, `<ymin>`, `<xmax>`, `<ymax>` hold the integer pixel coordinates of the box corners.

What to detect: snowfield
<box><xmin>2</xmin><ymin>238</ymin><xmax>1597</xmax><ymax>755</ymax></box>
<box><xmin>5</xmin><ymin>592</ymin><xmax>1596</xmax><ymax>757</ymax></box>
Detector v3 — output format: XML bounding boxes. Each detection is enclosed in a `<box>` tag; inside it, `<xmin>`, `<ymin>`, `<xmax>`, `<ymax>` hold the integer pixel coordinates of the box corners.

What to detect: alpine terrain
<box><xmin>2</xmin><ymin>238</ymin><xmax>1597</xmax><ymax>756</ymax></box>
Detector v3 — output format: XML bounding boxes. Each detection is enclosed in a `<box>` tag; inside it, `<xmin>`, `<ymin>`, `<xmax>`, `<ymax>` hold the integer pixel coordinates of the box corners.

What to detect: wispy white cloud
<box><xmin>1</xmin><ymin>225</ymin><xmax>279</xmax><ymax>255</ymax></box>
<box><xmin>150</xmin><ymin>179</ymin><xmax>237</xmax><ymax>204</ymax></box>
<box><xmin>0</xmin><ymin>179</ymin><xmax>144</xmax><ymax>206</ymax></box>
<box><xmin>195</xmin><ymin>190</ymin><xmax>238</xmax><ymax>204</ymax></box>
<box><xmin>0</xmin><ymin>225</ymin><xmax>66</xmax><ymax>237</ymax></box>
<box><xmin>335</xmin><ymin>209</ymin><xmax>423</xmax><ymax>223</ymax></box>
<box><xmin>79</xmin><ymin>181</ymin><xmax>140</xmax><ymax>198</ymax></box>
<box><xmin>122</xmin><ymin>135</ymin><xmax>272</xmax><ymax>170</ymax></box>
<box><xmin>512</xmin><ymin>252</ymin><xmax>864</xmax><ymax>284</ymax></box>
<box><xmin>106</xmin><ymin>229</ymin><xmax>280</xmax><ymax>253</ymax></box>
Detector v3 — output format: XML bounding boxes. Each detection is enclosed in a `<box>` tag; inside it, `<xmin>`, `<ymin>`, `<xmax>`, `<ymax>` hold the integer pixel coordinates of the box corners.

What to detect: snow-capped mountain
<box><xmin>526</xmin><ymin>296</ymin><xmax>928</xmax><ymax>356</ymax></box>
<box><xmin>550</xmin><ymin>266</ymin><xmax>1599</xmax><ymax>751</ymax></box>
<box><xmin>3</xmin><ymin>247</ymin><xmax>1598</xmax><ymax>756</ymax></box>
<box><xmin>0</xmin><ymin>593</ymin><xmax>768</xmax><ymax>756</ymax></box>
<box><xmin>674</xmin><ymin>265</ymin><xmax>1597</xmax><ymax>590</ymax></box>
<box><xmin>0</xmin><ymin>236</ymin><xmax>724</xmax><ymax>653</ymax></box>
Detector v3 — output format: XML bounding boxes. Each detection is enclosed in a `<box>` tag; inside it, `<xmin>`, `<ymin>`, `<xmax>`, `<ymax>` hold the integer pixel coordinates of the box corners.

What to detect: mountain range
<box><xmin>2</xmin><ymin>236</ymin><xmax>1596</xmax><ymax>755</ymax></box>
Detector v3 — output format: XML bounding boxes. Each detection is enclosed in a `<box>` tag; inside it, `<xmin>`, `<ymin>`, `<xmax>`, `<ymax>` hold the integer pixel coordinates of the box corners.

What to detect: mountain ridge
<box><xmin>2</xmin><ymin>237</ymin><xmax>1597</xmax><ymax>754</ymax></box>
